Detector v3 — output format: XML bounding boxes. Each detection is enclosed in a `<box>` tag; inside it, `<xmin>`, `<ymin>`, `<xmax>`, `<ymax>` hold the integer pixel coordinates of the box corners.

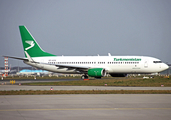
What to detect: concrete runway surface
<box><xmin>0</xmin><ymin>94</ymin><xmax>171</xmax><ymax>120</ymax></box>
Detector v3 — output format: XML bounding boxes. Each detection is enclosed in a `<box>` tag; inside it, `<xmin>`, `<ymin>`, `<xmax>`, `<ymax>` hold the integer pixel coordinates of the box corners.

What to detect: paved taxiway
<box><xmin>0</xmin><ymin>94</ymin><xmax>171</xmax><ymax>120</ymax></box>
<box><xmin>1</xmin><ymin>78</ymin><xmax>81</xmax><ymax>84</ymax></box>
<box><xmin>1</xmin><ymin>85</ymin><xmax>171</xmax><ymax>91</ymax></box>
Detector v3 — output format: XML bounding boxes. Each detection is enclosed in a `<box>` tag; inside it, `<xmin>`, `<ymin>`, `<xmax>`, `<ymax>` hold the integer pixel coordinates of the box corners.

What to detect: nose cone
<box><xmin>162</xmin><ymin>63</ymin><xmax>169</xmax><ymax>71</ymax></box>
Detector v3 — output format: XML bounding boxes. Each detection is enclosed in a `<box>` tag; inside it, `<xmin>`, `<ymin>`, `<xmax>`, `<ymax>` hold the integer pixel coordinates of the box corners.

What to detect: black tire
<box><xmin>81</xmin><ymin>75</ymin><xmax>88</xmax><ymax>79</ymax></box>
<box><xmin>81</xmin><ymin>75</ymin><xmax>85</xmax><ymax>79</ymax></box>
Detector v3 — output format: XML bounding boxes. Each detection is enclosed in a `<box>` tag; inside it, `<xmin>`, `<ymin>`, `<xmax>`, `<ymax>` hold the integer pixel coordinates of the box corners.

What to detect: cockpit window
<box><xmin>153</xmin><ymin>61</ymin><xmax>162</xmax><ymax>63</ymax></box>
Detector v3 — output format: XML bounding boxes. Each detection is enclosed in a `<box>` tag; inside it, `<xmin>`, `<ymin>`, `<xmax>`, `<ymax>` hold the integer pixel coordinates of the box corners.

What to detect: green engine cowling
<box><xmin>88</xmin><ymin>68</ymin><xmax>106</xmax><ymax>77</ymax></box>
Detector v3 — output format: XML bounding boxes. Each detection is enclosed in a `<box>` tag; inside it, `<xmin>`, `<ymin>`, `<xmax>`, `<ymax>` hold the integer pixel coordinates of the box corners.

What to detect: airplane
<box><xmin>17</xmin><ymin>69</ymin><xmax>50</xmax><ymax>76</ymax></box>
<box><xmin>0</xmin><ymin>67</ymin><xmax>16</xmax><ymax>77</ymax></box>
<box><xmin>0</xmin><ymin>69</ymin><xmax>11</xmax><ymax>77</ymax></box>
<box><xmin>0</xmin><ymin>69</ymin><xmax>11</xmax><ymax>73</ymax></box>
<box><xmin>4</xmin><ymin>26</ymin><xmax>169</xmax><ymax>79</ymax></box>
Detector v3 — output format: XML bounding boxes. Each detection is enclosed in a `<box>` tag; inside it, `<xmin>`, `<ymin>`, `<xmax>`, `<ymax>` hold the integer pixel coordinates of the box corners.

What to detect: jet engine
<box><xmin>88</xmin><ymin>68</ymin><xmax>106</xmax><ymax>77</ymax></box>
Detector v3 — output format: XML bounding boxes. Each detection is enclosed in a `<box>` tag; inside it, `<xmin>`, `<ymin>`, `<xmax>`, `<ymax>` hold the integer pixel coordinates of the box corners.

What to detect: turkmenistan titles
<box><xmin>114</xmin><ymin>58</ymin><xmax>141</xmax><ymax>61</ymax></box>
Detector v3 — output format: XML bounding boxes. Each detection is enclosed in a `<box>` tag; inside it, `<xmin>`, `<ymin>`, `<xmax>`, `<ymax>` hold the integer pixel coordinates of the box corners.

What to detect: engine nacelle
<box><xmin>110</xmin><ymin>73</ymin><xmax>127</xmax><ymax>77</ymax></box>
<box><xmin>88</xmin><ymin>68</ymin><xmax>106</xmax><ymax>77</ymax></box>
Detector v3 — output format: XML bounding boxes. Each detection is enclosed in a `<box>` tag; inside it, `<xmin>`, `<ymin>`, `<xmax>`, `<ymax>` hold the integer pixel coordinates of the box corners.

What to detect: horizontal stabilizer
<box><xmin>3</xmin><ymin>56</ymin><xmax>28</xmax><ymax>61</ymax></box>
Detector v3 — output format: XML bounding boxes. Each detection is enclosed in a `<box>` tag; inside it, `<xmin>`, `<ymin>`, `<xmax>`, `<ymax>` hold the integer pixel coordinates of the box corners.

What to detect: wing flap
<box><xmin>55</xmin><ymin>64</ymin><xmax>89</xmax><ymax>70</ymax></box>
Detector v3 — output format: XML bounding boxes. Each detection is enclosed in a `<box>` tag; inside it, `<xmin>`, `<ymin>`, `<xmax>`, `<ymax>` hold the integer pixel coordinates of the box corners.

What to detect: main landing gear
<box><xmin>81</xmin><ymin>74</ymin><xmax>88</xmax><ymax>79</ymax></box>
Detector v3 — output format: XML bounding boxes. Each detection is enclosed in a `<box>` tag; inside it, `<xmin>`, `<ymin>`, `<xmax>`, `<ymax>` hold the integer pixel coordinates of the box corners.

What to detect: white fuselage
<box><xmin>24</xmin><ymin>56</ymin><xmax>169</xmax><ymax>74</ymax></box>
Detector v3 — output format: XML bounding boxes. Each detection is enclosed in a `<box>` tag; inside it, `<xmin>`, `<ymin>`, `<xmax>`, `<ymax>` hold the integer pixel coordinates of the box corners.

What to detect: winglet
<box><xmin>108</xmin><ymin>53</ymin><xmax>111</xmax><ymax>56</ymax></box>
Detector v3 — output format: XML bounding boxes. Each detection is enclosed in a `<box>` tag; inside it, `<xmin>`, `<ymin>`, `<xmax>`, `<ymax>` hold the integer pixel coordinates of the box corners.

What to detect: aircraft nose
<box><xmin>163</xmin><ymin>63</ymin><xmax>169</xmax><ymax>70</ymax></box>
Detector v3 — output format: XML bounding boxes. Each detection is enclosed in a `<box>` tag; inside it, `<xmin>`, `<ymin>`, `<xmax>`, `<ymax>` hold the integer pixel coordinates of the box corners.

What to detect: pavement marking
<box><xmin>1</xmin><ymin>108</ymin><xmax>171</xmax><ymax>112</ymax></box>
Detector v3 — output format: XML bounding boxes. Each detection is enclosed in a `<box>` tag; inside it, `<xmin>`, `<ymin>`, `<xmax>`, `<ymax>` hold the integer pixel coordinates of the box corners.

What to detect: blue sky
<box><xmin>0</xmin><ymin>0</ymin><xmax>171</xmax><ymax>67</ymax></box>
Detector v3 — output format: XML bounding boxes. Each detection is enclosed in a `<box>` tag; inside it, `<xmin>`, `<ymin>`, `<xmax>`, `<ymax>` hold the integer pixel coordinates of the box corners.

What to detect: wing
<box><xmin>55</xmin><ymin>64</ymin><xmax>89</xmax><ymax>74</ymax></box>
<box><xmin>55</xmin><ymin>64</ymin><xmax>89</xmax><ymax>69</ymax></box>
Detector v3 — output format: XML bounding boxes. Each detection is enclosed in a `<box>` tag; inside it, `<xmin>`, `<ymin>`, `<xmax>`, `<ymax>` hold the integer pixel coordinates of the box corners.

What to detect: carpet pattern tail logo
<box><xmin>25</xmin><ymin>41</ymin><xmax>35</xmax><ymax>50</ymax></box>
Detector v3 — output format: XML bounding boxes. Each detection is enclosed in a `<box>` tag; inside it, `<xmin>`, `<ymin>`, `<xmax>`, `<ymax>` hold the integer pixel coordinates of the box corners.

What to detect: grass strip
<box><xmin>23</xmin><ymin>77</ymin><xmax>171</xmax><ymax>87</ymax></box>
<box><xmin>0</xmin><ymin>90</ymin><xmax>171</xmax><ymax>95</ymax></box>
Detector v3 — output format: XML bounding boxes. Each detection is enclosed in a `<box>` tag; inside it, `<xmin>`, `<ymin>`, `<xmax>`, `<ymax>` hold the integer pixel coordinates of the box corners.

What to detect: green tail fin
<box><xmin>19</xmin><ymin>26</ymin><xmax>56</xmax><ymax>57</ymax></box>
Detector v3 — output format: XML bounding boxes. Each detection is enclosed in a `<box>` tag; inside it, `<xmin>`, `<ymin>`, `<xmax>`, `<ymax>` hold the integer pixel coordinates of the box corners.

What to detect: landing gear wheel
<box><xmin>81</xmin><ymin>75</ymin><xmax>88</xmax><ymax>79</ymax></box>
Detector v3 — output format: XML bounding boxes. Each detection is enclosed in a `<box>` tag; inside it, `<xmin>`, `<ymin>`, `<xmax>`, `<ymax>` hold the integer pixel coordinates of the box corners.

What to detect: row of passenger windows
<box><xmin>48</xmin><ymin>62</ymin><xmax>139</xmax><ymax>64</ymax></box>
<box><xmin>49</xmin><ymin>62</ymin><xmax>96</xmax><ymax>64</ymax></box>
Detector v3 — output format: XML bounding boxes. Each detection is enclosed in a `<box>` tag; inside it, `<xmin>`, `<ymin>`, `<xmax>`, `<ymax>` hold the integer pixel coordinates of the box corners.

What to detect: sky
<box><xmin>0</xmin><ymin>0</ymin><xmax>171</xmax><ymax>67</ymax></box>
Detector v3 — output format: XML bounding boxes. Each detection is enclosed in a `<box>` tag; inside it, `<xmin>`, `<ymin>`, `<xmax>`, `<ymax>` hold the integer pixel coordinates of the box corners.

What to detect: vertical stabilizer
<box><xmin>19</xmin><ymin>26</ymin><xmax>56</xmax><ymax>57</ymax></box>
